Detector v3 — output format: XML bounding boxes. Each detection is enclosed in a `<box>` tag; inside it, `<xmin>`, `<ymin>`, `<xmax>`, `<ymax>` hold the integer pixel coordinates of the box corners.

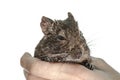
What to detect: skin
<box><xmin>20</xmin><ymin>52</ymin><xmax>120</xmax><ymax>80</ymax></box>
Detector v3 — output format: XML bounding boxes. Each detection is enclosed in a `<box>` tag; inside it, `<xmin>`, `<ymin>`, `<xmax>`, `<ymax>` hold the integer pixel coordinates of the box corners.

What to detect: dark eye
<box><xmin>56</xmin><ymin>35</ymin><xmax>66</xmax><ymax>40</ymax></box>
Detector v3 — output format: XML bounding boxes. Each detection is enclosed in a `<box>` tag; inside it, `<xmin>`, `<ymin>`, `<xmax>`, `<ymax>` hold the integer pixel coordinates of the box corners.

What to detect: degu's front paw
<box><xmin>80</xmin><ymin>60</ymin><xmax>94</xmax><ymax>70</ymax></box>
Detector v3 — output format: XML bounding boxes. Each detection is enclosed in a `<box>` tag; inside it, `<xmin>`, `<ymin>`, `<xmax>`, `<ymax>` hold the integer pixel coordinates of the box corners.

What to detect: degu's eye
<box><xmin>56</xmin><ymin>35</ymin><xmax>66</xmax><ymax>40</ymax></box>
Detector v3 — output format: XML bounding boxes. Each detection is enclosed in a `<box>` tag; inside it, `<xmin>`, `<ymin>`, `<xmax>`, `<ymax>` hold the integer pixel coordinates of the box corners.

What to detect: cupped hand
<box><xmin>20</xmin><ymin>52</ymin><xmax>120</xmax><ymax>80</ymax></box>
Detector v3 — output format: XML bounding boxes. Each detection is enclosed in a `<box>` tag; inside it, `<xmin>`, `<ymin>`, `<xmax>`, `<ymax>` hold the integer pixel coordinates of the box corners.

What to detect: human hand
<box><xmin>20</xmin><ymin>52</ymin><xmax>120</xmax><ymax>80</ymax></box>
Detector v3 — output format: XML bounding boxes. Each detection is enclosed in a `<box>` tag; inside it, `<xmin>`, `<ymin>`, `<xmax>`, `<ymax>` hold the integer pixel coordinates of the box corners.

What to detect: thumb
<box><xmin>91</xmin><ymin>57</ymin><xmax>118</xmax><ymax>74</ymax></box>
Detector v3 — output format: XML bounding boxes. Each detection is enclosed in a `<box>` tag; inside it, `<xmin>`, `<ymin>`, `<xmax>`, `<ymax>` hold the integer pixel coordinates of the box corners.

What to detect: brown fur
<box><xmin>34</xmin><ymin>12</ymin><xmax>93</xmax><ymax>70</ymax></box>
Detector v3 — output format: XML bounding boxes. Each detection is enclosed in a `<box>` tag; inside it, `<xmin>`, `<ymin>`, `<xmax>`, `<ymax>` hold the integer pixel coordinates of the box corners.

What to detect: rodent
<box><xmin>34</xmin><ymin>12</ymin><xmax>93</xmax><ymax>70</ymax></box>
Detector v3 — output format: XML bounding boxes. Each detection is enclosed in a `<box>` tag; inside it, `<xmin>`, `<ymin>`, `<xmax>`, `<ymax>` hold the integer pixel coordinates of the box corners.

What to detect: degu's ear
<box><xmin>68</xmin><ymin>12</ymin><xmax>74</xmax><ymax>20</ymax></box>
<box><xmin>66</xmin><ymin>12</ymin><xmax>77</xmax><ymax>27</ymax></box>
<box><xmin>67</xmin><ymin>12</ymin><xmax>75</xmax><ymax>21</ymax></box>
<box><xmin>40</xmin><ymin>16</ymin><xmax>54</xmax><ymax>35</ymax></box>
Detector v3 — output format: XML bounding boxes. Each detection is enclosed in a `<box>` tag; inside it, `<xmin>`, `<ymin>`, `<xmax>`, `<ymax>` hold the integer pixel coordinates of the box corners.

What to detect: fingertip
<box><xmin>91</xmin><ymin>57</ymin><xmax>105</xmax><ymax>65</ymax></box>
<box><xmin>24</xmin><ymin>52</ymin><xmax>32</xmax><ymax>56</ymax></box>
<box><xmin>91</xmin><ymin>56</ymin><xmax>114</xmax><ymax>72</ymax></box>
<box><xmin>20</xmin><ymin>52</ymin><xmax>37</xmax><ymax>71</ymax></box>
<box><xmin>20</xmin><ymin>52</ymin><xmax>31</xmax><ymax>66</ymax></box>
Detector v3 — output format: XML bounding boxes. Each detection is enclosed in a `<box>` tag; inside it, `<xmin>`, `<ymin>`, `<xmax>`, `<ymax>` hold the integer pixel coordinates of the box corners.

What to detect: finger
<box><xmin>20</xmin><ymin>52</ymin><xmax>40</xmax><ymax>72</ymax></box>
<box><xmin>91</xmin><ymin>57</ymin><xmax>118</xmax><ymax>74</ymax></box>
<box><xmin>24</xmin><ymin>70</ymin><xmax>49</xmax><ymax>80</ymax></box>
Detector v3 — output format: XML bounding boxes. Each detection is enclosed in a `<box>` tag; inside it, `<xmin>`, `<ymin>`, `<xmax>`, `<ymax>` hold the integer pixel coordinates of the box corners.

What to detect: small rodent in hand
<box><xmin>34</xmin><ymin>12</ymin><xmax>94</xmax><ymax>70</ymax></box>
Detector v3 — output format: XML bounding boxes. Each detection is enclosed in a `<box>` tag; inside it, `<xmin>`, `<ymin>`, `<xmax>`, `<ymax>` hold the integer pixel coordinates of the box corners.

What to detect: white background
<box><xmin>0</xmin><ymin>0</ymin><xmax>120</xmax><ymax>80</ymax></box>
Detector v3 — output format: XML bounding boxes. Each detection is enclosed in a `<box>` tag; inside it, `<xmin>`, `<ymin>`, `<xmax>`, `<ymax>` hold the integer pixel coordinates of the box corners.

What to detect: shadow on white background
<box><xmin>0</xmin><ymin>0</ymin><xmax>120</xmax><ymax>80</ymax></box>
